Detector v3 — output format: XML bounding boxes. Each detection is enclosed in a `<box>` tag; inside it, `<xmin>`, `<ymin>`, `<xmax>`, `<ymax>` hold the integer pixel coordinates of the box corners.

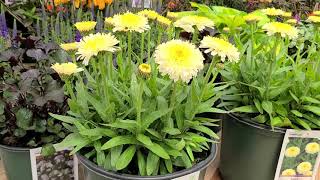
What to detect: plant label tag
<box><xmin>274</xmin><ymin>129</ymin><xmax>320</xmax><ymax>180</ymax></box>
<box><xmin>131</xmin><ymin>0</ymin><xmax>151</xmax><ymax>8</ymax></box>
<box><xmin>173</xmin><ymin>171</ymin><xmax>200</xmax><ymax>180</ymax></box>
<box><xmin>30</xmin><ymin>145</ymin><xmax>79</xmax><ymax>180</ymax></box>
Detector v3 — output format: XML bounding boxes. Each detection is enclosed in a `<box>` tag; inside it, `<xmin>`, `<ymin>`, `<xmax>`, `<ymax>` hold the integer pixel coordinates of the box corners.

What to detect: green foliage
<box><xmin>0</xmin><ymin>36</ymin><xmax>69</xmax><ymax>147</ymax></box>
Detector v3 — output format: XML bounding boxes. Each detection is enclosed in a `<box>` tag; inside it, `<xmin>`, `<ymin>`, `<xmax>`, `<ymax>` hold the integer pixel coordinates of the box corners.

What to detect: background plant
<box><xmin>0</xmin><ymin>35</ymin><xmax>69</xmax><ymax>147</ymax></box>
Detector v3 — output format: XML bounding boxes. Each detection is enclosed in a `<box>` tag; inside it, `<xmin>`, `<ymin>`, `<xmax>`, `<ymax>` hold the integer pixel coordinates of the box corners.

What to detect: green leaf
<box><xmin>103</xmin><ymin>120</ymin><xmax>137</xmax><ymax>133</ymax></box>
<box><xmin>80</xmin><ymin>128</ymin><xmax>116</xmax><ymax>137</ymax></box>
<box><xmin>49</xmin><ymin>113</ymin><xmax>77</xmax><ymax>124</ymax></box>
<box><xmin>303</xmin><ymin>106</ymin><xmax>320</xmax><ymax>116</ymax></box>
<box><xmin>186</xmin><ymin>146</ymin><xmax>194</xmax><ymax>162</ymax></box>
<box><xmin>197</xmin><ymin>107</ymin><xmax>228</xmax><ymax>114</ymax></box>
<box><xmin>101</xmin><ymin>136</ymin><xmax>138</xmax><ymax>150</ymax></box>
<box><xmin>290</xmin><ymin>91</ymin><xmax>299</xmax><ymax>103</ymax></box>
<box><xmin>262</xmin><ymin>101</ymin><xmax>273</xmax><ymax>114</ymax></box>
<box><xmin>180</xmin><ymin>150</ymin><xmax>192</xmax><ymax>168</ymax></box>
<box><xmin>253</xmin><ymin>99</ymin><xmax>263</xmax><ymax>114</ymax></box>
<box><xmin>146</xmin><ymin>152</ymin><xmax>160</xmax><ymax>176</ymax></box>
<box><xmin>191</xmin><ymin>125</ymin><xmax>219</xmax><ymax>139</ymax></box>
<box><xmin>146</xmin><ymin>129</ymin><xmax>162</xmax><ymax>139</ymax></box>
<box><xmin>137</xmin><ymin>134</ymin><xmax>153</xmax><ymax>146</ymax></box>
<box><xmin>294</xmin><ymin>118</ymin><xmax>311</xmax><ymax>130</ymax></box>
<box><xmin>164</xmin><ymin>159</ymin><xmax>173</xmax><ymax>173</ymax></box>
<box><xmin>165</xmin><ymin>139</ymin><xmax>185</xmax><ymax>151</ymax></box>
<box><xmin>291</xmin><ymin>110</ymin><xmax>303</xmax><ymax>117</ymax></box>
<box><xmin>270</xmin><ymin>116</ymin><xmax>283</xmax><ymax>127</ymax></box>
<box><xmin>41</xmin><ymin>144</ymin><xmax>56</xmax><ymax>156</ymax></box>
<box><xmin>231</xmin><ymin>105</ymin><xmax>259</xmax><ymax>113</ymax></box>
<box><xmin>142</xmin><ymin>109</ymin><xmax>171</xmax><ymax>128</ymax></box>
<box><xmin>15</xmin><ymin>108</ymin><xmax>33</xmax><ymax>130</ymax></box>
<box><xmin>144</xmin><ymin>143</ymin><xmax>170</xmax><ymax>159</ymax></box>
<box><xmin>115</xmin><ymin>145</ymin><xmax>136</xmax><ymax>170</ymax></box>
<box><xmin>111</xmin><ymin>146</ymin><xmax>123</xmax><ymax>168</ymax></box>
<box><xmin>162</xmin><ymin>128</ymin><xmax>181</xmax><ymax>135</ymax></box>
<box><xmin>253</xmin><ymin>114</ymin><xmax>268</xmax><ymax>123</ymax></box>
<box><xmin>137</xmin><ymin>150</ymin><xmax>146</xmax><ymax>176</ymax></box>
<box><xmin>301</xmin><ymin>96</ymin><xmax>320</xmax><ymax>104</ymax></box>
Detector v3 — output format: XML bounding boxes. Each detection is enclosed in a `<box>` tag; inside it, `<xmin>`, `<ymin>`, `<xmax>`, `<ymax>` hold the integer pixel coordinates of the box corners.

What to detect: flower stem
<box><xmin>192</xmin><ymin>27</ymin><xmax>199</xmax><ymax>44</ymax></box>
<box><xmin>140</xmin><ymin>32</ymin><xmax>145</xmax><ymax>64</ymax></box>
<box><xmin>147</xmin><ymin>30</ymin><xmax>151</xmax><ymax>62</ymax></box>
<box><xmin>65</xmin><ymin>79</ymin><xmax>76</xmax><ymax>100</ymax></box>
<box><xmin>128</xmin><ymin>31</ymin><xmax>132</xmax><ymax>62</ymax></box>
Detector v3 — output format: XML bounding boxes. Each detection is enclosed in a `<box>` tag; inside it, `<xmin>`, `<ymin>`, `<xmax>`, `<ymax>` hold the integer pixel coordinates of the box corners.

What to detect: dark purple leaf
<box><xmin>26</xmin><ymin>49</ymin><xmax>47</xmax><ymax>61</ymax></box>
<box><xmin>21</xmin><ymin>69</ymin><xmax>40</xmax><ymax>80</ymax></box>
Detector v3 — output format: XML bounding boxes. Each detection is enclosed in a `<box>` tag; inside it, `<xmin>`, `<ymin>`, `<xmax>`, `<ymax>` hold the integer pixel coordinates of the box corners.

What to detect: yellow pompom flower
<box><xmin>76</xmin><ymin>33</ymin><xmax>119</xmax><ymax>65</ymax></box>
<box><xmin>303</xmin><ymin>171</ymin><xmax>313</xmax><ymax>176</ymax></box>
<box><xmin>60</xmin><ymin>42</ymin><xmax>79</xmax><ymax>51</ymax></box>
<box><xmin>313</xmin><ymin>11</ymin><xmax>320</xmax><ymax>16</ymax></box>
<box><xmin>156</xmin><ymin>16</ymin><xmax>172</xmax><ymax>27</ymax></box>
<box><xmin>307</xmin><ymin>16</ymin><xmax>320</xmax><ymax>23</ymax></box>
<box><xmin>167</xmin><ymin>12</ymin><xmax>178</xmax><ymax>19</ymax></box>
<box><xmin>262</xmin><ymin>22</ymin><xmax>298</xmax><ymax>39</ymax></box>
<box><xmin>174</xmin><ymin>15</ymin><xmax>214</xmax><ymax>33</ymax></box>
<box><xmin>154</xmin><ymin>40</ymin><xmax>204</xmax><ymax>83</ymax></box>
<box><xmin>285</xmin><ymin>146</ymin><xmax>300</xmax><ymax>157</ymax></box>
<box><xmin>74</xmin><ymin>21</ymin><xmax>97</xmax><ymax>32</ymax></box>
<box><xmin>51</xmin><ymin>62</ymin><xmax>83</xmax><ymax>76</ymax></box>
<box><xmin>138</xmin><ymin>9</ymin><xmax>159</xmax><ymax>20</ymax></box>
<box><xmin>200</xmin><ymin>36</ymin><xmax>240</xmax><ymax>63</ymax></box>
<box><xmin>286</xmin><ymin>19</ymin><xmax>298</xmax><ymax>25</ymax></box>
<box><xmin>282</xmin><ymin>12</ymin><xmax>292</xmax><ymax>18</ymax></box>
<box><xmin>297</xmin><ymin>162</ymin><xmax>312</xmax><ymax>174</ymax></box>
<box><xmin>281</xmin><ymin>169</ymin><xmax>296</xmax><ymax>176</ymax></box>
<box><xmin>138</xmin><ymin>63</ymin><xmax>152</xmax><ymax>77</ymax></box>
<box><xmin>305</xmin><ymin>142</ymin><xmax>320</xmax><ymax>154</ymax></box>
<box><xmin>243</xmin><ymin>13</ymin><xmax>263</xmax><ymax>23</ymax></box>
<box><xmin>111</xmin><ymin>12</ymin><xmax>150</xmax><ymax>33</ymax></box>
<box><xmin>261</xmin><ymin>8</ymin><xmax>285</xmax><ymax>16</ymax></box>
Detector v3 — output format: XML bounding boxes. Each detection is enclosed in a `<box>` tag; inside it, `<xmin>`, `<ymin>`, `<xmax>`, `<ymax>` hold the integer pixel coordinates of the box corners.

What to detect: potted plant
<box><xmin>51</xmin><ymin>11</ymin><xmax>238</xmax><ymax>179</ymax></box>
<box><xmin>217</xmin><ymin>8</ymin><xmax>320</xmax><ymax>180</ymax></box>
<box><xmin>0</xmin><ymin>36</ymin><xmax>69</xmax><ymax>180</ymax></box>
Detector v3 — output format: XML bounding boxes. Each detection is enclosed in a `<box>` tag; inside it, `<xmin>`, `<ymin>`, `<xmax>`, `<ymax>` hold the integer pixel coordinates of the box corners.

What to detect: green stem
<box><xmin>128</xmin><ymin>31</ymin><xmax>132</xmax><ymax>62</ymax></box>
<box><xmin>65</xmin><ymin>79</ymin><xmax>76</xmax><ymax>100</ymax></box>
<box><xmin>147</xmin><ymin>30</ymin><xmax>151</xmax><ymax>62</ymax></box>
<box><xmin>140</xmin><ymin>32</ymin><xmax>145</xmax><ymax>64</ymax></box>
<box><xmin>166</xmin><ymin>82</ymin><xmax>177</xmax><ymax>128</ymax></box>
<box><xmin>192</xmin><ymin>27</ymin><xmax>199</xmax><ymax>44</ymax></box>
<box><xmin>157</xmin><ymin>28</ymin><xmax>163</xmax><ymax>46</ymax></box>
<box><xmin>137</xmin><ymin>82</ymin><xmax>143</xmax><ymax>133</ymax></box>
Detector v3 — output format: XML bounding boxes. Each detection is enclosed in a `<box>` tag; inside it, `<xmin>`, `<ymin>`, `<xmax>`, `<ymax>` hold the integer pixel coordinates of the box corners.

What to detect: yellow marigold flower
<box><xmin>297</xmin><ymin>162</ymin><xmax>312</xmax><ymax>174</ymax></box>
<box><xmin>307</xmin><ymin>16</ymin><xmax>320</xmax><ymax>23</ymax></box>
<box><xmin>74</xmin><ymin>21</ymin><xmax>97</xmax><ymax>32</ymax></box>
<box><xmin>262</xmin><ymin>22</ymin><xmax>298</xmax><ymax>39</ymax></box>
<box><xmin>167</xmin><ymin>12</ymin><xmax>178</xmax><ymax>19</ymax></box>
<box><xmin>200</xmin><ymin>36</ymin><xmax>240</xmax><ymax>63</ymax></box>
<box><xmin>261</xmin><ymin>8</ymin><xmax>285</xmax><ymax>16</ymax></box>
<box><xmin>156</xmin><ymin>16</ymin><xmax>172</xmax><ymax>27</ymax></box>
<box><xmin>54</xmin><ymin>0</ymin><xmax>69</xmax><ymax>6</ymax></box>
<box><xmin>60</xmin><ymin>42</ymin><xmax>79</xmax><ymax>51</ymax></box>
<box><xmin>111</xmin><ymin>12</ymin><xmax>150</xmax><ymax>33</ymax></box>
<box><xmin>285</xmin><ymin>146</ymin><xmax>300</xmax><ymax>157</ymax></box>
<box><xmin>138</xmin><ymin>9</ymin><xmax>159</xmax><ymax>20</ymax></box>
<box><xmin>51</xmin><ymin>62</ymin><xmax>83</xmax><ymax>76</ymax></box>
<box><xmin>286</xmin><ymin>19</ymin><xmax>298</xmax><ymax>25</ymax></box>
<box><xmin>154</xmin><ymin>40</ymin><xmax>204</xmax><ymax>83</ymax></box>
<box><xmin>282</xmin><ymin>12</ymin><xmax>292</xmax><ymax>17</ymax></box>
<box><xmin>281</xmin><ymin>169</ymin><xmax>296</xmax><ymax>176</ymax></box>
<box><xmin>174</xmin><ymin>15</ymin><xmax>214</xmax><ymax>33</ymax></box>
<box><xmin>76</xmin><ymin>33</ymin><xmax>119</xmax><ymax>65</ymax></box>
<box><xmin>138</xmin><ymin>63</ymin><xmax>151</xmax><ymax>77</ymax></box>
<box><xmin>243</xmin><ymin>13</ymin><xmax>263</xmax><ymax>23</ymax></box>
<box><xmin>314</xmin><ymin>11</ymin><xmax>320</xmax><ymax>16</ymax></box>
<box><xmin>305</xmin><ymin>142</ymin><xmax>320</xmax><ymax>154</ymax></box>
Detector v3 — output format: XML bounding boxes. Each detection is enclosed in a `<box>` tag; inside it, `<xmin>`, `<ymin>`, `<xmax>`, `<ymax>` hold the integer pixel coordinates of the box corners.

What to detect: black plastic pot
<box><xmin>77</xmin><ymin>144</ymin><xmax>218</xmax><ymax>180</ymax></box>
<box><xmin>0</xmin><ymin>144</ymin><xmax>32</xmax><ymax>180</ymax></box>
<box><xmin>220</xmin><ymin>113</ymin><xmax>286</xmax><ymax>180</ymax></box>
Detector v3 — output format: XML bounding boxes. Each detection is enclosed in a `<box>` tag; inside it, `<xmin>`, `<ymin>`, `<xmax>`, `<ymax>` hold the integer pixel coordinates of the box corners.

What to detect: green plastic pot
<box><xmin>220</xmin><ymin>113</ymin><xmax>286</xmax><ymax>180</ymax></box>
<box><xmin>77</xmin><ymin>144</ymin><xmax>218</xmax><ymax>180</ymax></box>
<box><xmin>0</xmin><ymin>144</ymin><xmax>32</xmax><ymax>180</ymax></box>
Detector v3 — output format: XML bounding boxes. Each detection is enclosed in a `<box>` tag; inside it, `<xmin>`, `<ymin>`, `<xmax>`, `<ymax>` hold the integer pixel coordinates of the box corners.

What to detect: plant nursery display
<box><xmin>49</xmin><ymin>9</ymin><xmax>237</xmax><ymax>179</ymax></box>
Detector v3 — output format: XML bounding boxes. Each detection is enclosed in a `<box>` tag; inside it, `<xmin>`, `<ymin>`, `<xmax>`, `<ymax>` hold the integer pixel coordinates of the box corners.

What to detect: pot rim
<box><xmin>227</xmin><ymin>112</ymin><xmax>286</xmax><ymax>134</ymax></box>
<box><xmin>77</xmin><ymin>143</ymin><xmax>218</xmax><ymax>180</ymax></box>
<box><xmin>0</xmin><ymin>143</ymin><xmax>31</xmax><ymax>152</ymax></box>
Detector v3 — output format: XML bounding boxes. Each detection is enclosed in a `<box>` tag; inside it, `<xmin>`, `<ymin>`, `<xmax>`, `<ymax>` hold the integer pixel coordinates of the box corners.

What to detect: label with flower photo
<box><xmin>30</xmin><ymin>145</ymin><xmax>78</xmax><ymax>180</ymax></box>
<box><xmin>274</xmin><ymin>129</ymin><xmax>320</xmax><ymax>180</ymax></box>
<box><xmin>131</xmin><ymin>0</ymin><xmax>151</xmax><ymax>8</ymax></box>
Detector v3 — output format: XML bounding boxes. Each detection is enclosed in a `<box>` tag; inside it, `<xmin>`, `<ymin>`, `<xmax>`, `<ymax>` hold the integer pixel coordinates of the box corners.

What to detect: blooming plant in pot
<box><xmin>51</xmin><ymin>11</ymin><xmax>239</xmax><ymax>179</ymax></box>
<box><xmin>215</xmin><ymin>8</ymin><xmax>320</xmax><ymax>180</ymax></box>
<box><xmin>0</xmin><ymin>36</ymin><xmax>69</xmax><ymax>180</ymax></box>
